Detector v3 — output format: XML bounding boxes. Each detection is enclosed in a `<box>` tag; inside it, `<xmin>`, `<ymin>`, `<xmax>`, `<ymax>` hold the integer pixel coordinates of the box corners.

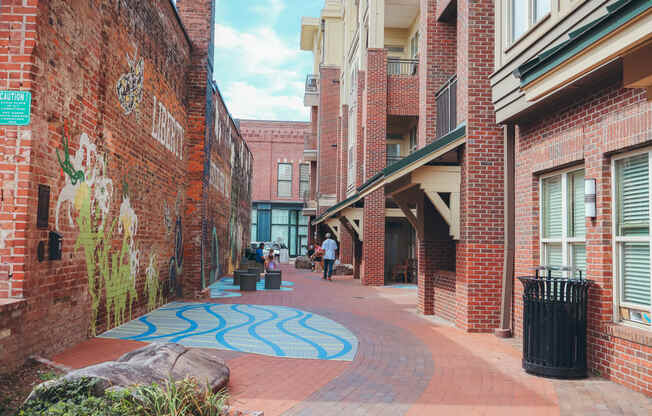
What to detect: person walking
<box><xmin>321</xmin><ymin>233</ymin><xmax>338</xmax><ymax>281</ymax></box>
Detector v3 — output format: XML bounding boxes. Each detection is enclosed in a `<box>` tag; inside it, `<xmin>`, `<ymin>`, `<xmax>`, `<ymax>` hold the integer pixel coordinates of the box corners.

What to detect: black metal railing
<box><xmin>305</xmin><ymin>74</ymin><xmax>319</xmax><ymax>93</ymax></box>
<box><xmin>436</xmin><ymin>75</ymin><xmax>457</xmax><ymax>139</ymax></box>
<box><xmin>387</xmin><ymin>58</ymin><xmax>418</xmax><ymax>76</ymax></box>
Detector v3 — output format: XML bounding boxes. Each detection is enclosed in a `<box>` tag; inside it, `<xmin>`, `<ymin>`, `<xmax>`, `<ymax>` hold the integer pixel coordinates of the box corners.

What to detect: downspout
<box><xmin>496</xmin><ymin>124</ymin><xmax>515</xmax><ymax>338</ymax></box>
<box><xmin>315</xmin><ymin>19</ymin><xmax>325</xmax><ymax>220</ymax></box>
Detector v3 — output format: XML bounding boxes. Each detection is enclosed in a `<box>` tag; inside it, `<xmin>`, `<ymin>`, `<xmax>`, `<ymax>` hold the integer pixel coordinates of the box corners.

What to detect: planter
<box><xmin>264</xmin><ymin>273</ymin><xmax>282</xmax><ymax>290</ymax></box>
<box><xmin>239</xmin><ymin>274</ymin><xmax>258</xmax><ymax>291</ymax></box>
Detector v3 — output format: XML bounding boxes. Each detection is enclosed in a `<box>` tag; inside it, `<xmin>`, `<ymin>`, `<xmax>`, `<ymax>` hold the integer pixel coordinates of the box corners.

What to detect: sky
<box><xmin>212</xmin><ymin>0</ymin><xmax>322</xmax><ymax>122</ymax></box>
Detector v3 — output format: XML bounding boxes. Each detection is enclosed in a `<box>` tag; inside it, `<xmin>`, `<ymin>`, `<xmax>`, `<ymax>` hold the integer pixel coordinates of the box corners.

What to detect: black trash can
<box><xmin>240</xmin><ymin>273</ymin><xmax>258</xmax><ymax>291</ymax></box>
<box><xmin>234</xmin><ymin>270</ymin><xmax>248</xmax><ymax>286</ymax></box>
<box><xmin>264</xmin><ymin>272</ymin><xmax>282</xmax><ymax>290</ymax></box>
<box><xmin>519</xmin><ymin>267</ymin><xmax>592</xmax><ymax>379</ymax></box>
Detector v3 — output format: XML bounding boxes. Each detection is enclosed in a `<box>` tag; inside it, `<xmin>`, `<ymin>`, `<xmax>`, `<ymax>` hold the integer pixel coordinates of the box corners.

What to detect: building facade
<box><xmin>240</xmin><ymin>120</ymin><xmax>312</xmax><ymax>257</ymax></box>
<box><xmin>491</xmin><ymin>0</ymin><xmax>652</xmax><ymax>395</ymax></box>
<box><xmin>300</xmin><ymin>0</ymin><xmax>505</xmax><ymax>331</ymax></box>
<box><xmin>0</xmin><ymin>0</ymin><xmax>252</xmax><ymax>373</ymax></box>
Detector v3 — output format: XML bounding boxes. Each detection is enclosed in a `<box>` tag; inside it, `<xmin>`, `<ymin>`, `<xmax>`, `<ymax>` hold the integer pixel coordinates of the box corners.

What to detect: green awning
<box><xmin>514</xmin><ymin>0</ymin><xmax>652</xmax><ymax>87</ymax></box>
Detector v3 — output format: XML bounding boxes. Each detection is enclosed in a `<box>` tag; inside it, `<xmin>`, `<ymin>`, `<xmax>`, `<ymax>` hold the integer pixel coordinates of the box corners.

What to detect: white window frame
<box><xmin>347</xmin><ymin>106</ymin><xmax>357</xmax><ymax>191</ymax></box>
<box><xmin>507</xmin><ymin>0</ymin><xmax>552</xmax><ymax>45</ymax></box>
<box><xmin>277</xmin><ymin>163</ymin><xmax>293</xmax><ymax>198</ymax></box>
<box><xmin>611</xmin><ymin>148</ymin><xmax>652</xmax><ymax>328</ymax></box>
<box><xmin>539</xmin><ymin>166</ymin><xmax>586</xmax><ymax>278</ymax></box>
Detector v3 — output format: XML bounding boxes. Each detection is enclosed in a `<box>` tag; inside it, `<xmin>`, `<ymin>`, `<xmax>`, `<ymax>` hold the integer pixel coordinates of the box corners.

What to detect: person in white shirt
<box><xmin>321</xmin><ymin>233</ymin><xmax>338</xmax><ymax>281</ymax></box>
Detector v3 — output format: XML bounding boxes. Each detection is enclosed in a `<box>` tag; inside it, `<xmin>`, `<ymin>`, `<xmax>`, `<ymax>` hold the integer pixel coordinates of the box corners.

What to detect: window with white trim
<box><xmin>347</xmin><ymin>106</ymin><xmax>357</xmax><ymax>190</ymax></box>
<box><xmin>540</xmin><ymin>168</ymin><xmax>586</xmax><ymax>278</ymax></box>
<box><xmin>277</xmin><ymin>163</ymin><xmax>293</xmax><ymax>198</ymax></box>
<box><xmin>614</xmin><ymin>151</ymin><xmax>651</xmax><ymax>327</ymax></box>
<box><xmin>299</xmin><ymin>163</ymin><xmax>310</xmax><ymax>200</ymax></box>
<box><xmin>509</xmin><ymin>0</ymin><xmax>551</xmax><ymax>43</ymax></box>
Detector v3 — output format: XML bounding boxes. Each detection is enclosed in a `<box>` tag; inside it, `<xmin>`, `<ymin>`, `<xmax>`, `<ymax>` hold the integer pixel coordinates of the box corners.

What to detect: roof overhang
<box><xmin>313</xmin><ymin>123</ymin><xmax>466</xmax><ymax>225</ymax></box>
<box><xmin>300</xmin><ymin>17</ymin><xmax>320</xmax><ymax>51</ymax></box>
<box><xmin>516</xmin><ymin>0</ymin><xmax>652</xmax><ymax>103</ymax></box>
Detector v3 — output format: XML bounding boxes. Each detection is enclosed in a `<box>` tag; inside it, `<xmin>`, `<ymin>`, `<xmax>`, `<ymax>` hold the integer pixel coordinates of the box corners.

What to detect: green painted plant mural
<box><xmin>56</xmin><ymin>131</ymin><xmax>148</xmax><ymax>335</ymax></box>
<box><xmin>145</xmin><ymin>253</ymin><xmax>163</xmax><ymax>312</ymax></box>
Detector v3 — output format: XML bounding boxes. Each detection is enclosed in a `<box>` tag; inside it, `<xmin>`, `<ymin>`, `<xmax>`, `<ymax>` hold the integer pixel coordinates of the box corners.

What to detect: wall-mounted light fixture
<box><xmin>585</xmin><ymin>178</ymin><xmax>596</xmax><ymax>218</ymax></box>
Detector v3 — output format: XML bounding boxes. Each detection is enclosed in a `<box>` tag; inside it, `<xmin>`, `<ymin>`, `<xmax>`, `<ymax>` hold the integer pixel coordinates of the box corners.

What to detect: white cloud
<box><xmin>224</xmin><ymin>81</ymin><xmax>308</xmax><ymax>121</ymax></box>
<box><xmin>250</xmin><ymin>0</ymin><xmax>286</xmax><ymax>21</ymax></box>
<box><xmin>214</xmin><ymin>22</ymin><xmax>310</xmax><ymax>121</ymax></box>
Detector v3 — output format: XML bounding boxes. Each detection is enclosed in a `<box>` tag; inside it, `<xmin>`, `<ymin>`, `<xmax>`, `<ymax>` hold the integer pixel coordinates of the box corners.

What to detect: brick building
<box><xmin>0</xmin><ymin>0</ymin><xmax>252</xmax><ymax>373</ymax></box>
<box><xmin>239</xmin><ymin>120</ymin><xmax>311</xmax><ymax>257</ymax></box>
<box><xmin>300</xmin><ymin>0</ymin><xmax>505</xmax><ymax>330</ymax></box>
<box><xmin>491</xmin><ymin>0</ymin><xmax>652</xmax><ymax>395</ymax></box>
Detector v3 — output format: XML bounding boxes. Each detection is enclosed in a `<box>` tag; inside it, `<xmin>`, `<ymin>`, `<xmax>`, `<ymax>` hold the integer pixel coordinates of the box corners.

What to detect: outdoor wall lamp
<box><xmin>585</xmin><ymin>178</ymin><xmax>596</xmax><ymax>218</ymax></box>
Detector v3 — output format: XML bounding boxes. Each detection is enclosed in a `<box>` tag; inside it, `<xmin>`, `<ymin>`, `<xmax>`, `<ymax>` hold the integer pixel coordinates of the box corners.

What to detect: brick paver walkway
<box><xmin>53</xmin><ymin>265</ymin><xmax>652</xmax><ymax>415</ymax></box>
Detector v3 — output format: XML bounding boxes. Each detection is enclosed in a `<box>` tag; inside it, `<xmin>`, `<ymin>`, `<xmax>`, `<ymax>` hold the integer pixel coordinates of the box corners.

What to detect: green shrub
<box><xmin>18</xmin><ymin>377</ymin><xmax>229</xmax><ymax>416</ymax></box>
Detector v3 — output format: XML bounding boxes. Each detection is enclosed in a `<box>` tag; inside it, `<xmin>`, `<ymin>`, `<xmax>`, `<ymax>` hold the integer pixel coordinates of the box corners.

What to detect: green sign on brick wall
<box><xmin>0</xmin><ymin>91</ymin><xmax>32</xmax><ymax>126</ymax></box>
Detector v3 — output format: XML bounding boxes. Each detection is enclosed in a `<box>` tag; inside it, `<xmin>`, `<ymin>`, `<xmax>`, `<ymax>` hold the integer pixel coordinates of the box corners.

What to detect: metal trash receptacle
<box><xmin>264</xmin><ymin>272</ymin><xmax>282</xmax><ymax>289</ymax></box>
<box><xmin>519</xmin><ymin>266</ymin><xmax>592</xmax><ymax>379</ymax></box>
<box><xmin>239</xmin><ymin>273</ymin><xmax>258</xmax><ymax>291</ymax></box>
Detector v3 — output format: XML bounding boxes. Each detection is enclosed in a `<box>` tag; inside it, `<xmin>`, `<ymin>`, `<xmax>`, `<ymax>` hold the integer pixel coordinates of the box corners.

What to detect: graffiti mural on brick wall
<box><xmin>56</xmin><ymin>129</ymin><xmax>167</xmax><ymax>335</ymax></box>
<box><xmin>145</xmin><ymin>252</ymin><xmax>162</xmax><ymax>312</ymax></box>
<box><xmin>151</xmin><ymin>96</ymin><xmax>184</xmax><ymax>159</ymax></box>
<box><xmin>167</xmin><ymin>193</ymin><xmax>183</xmax><ymax>295</ymax></box>
<box><xmin>116</xmin><ymin>52</ymin><xmax>144</xmax><ymax>115</ymax></box>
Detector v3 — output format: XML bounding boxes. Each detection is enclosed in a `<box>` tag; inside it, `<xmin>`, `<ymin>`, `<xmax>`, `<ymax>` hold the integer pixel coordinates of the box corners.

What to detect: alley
<box><xmin>52</xmin><ymin>265</ymin><xmax>652</xmax><ymax>416</ymax></box>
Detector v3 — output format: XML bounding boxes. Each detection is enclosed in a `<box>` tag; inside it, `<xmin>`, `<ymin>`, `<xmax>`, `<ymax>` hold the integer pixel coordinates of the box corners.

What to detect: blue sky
<box><xmin>213</xmin><ymin>0</ymin><xmax>322</xmax><ymax>121</ymax></box>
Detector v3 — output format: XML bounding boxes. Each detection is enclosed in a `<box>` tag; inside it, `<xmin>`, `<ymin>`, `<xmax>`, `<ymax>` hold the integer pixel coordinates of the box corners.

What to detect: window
<box><xmin>270</xmin><ymin>209</ymin><xmax>308</xmax><ymax>257</ymax></box>
<box><xmin>510</xmin><ymin>0</ymin><xmax>551</xmax><ymax>43</ymax></box>
<box><xmin>614</xmin><ymin>151</ymin><xmax>651</xmax><ymax>326</ymax></box>
<box><xmin>251</xmin><ymin>209</ymin><xmax>257</xmax><ymax>242</ymax></box>
<box><xmin>386</xmin><ymin>143</ymin><xmax>401</xmax><ymax>166</ymax></box>
<box><xmin>277</xmin><ymin>163</ymin><xmax>293</xmax><ymax>198</ymax></box>
<box><xmin>540</xmin><ymin>168</ymin><xmax>586</xmax><ymax>278</ymax></box>
<box><xmin>299</xmin><ymin>164</ymin><xmax>310</xmax><ymax>200</ymax></box>
<box><xmin>436</xmin><ymin>76</ymin><xmax>457</xmax><ymax>139</ymax></box>
<box><xmin>410</xmin><ymin>31</ymin><xmax>419</xmax><ymax>59</ymax></box>
<box><xmin>409</xmin><ymin>126</ymin><xmax>418</xmax><ymax>154</ymax></box>
<box><xmin>348</xmin><ymin>106</ymin><xmax>357</xmax><ymax>189</ymax></box>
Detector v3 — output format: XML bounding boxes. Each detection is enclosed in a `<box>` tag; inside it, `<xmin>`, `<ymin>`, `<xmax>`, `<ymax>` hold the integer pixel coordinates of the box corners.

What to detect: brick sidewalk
<box><xmin>53</xmin><ymin>265</ymin><xmax>652</xmax><ymax>415</ymax></box>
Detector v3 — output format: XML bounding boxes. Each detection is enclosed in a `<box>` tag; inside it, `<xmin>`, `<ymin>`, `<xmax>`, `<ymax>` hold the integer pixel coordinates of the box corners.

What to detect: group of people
<box><xmin>255</xmin><ymin>233</ymin><xmax>338</xmax><ymax>280</ymax></box>
<box><xmin>255</xmin><ymin>243</ymin><xmax>279</xmax><ymax>272</ymax></box>
<box><xmin>307</xmin><ymin>233</ymin><xmax>338</xmax><ymax>281</ymax></box>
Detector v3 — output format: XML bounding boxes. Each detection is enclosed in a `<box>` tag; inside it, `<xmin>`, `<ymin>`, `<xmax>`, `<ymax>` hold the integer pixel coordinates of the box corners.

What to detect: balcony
<box><xmin>387</xmin><ymin>58</ymin><xmax>419</xmax><ymax>76</ymax></box>
<box><xmin>387</xmin><ymin>59</ymin><xmax>419</xmax><ymax>116</ymax></box>
<box><xmin>303</xmin><ymin>132</ymin><xmax>317</xmax><ymax>161</ymax></box>
<box><xmin>436</xmin><ymin>76</ymin><xmax>457</xmax><ymax>139</ymax></box>
<box><xmin>386</xmin><ymin>155</ymin><xmax>403</xmax><ymax>167</ymax></box>
<box><xmin>304</xmin><ymin>74</ymin><xmax>319</xmax><ymax>107</ymax></box>
<box><xmin>302</xmin><ymin>190</ymin><xmax>317</xmax><ymax>216</ymax></box>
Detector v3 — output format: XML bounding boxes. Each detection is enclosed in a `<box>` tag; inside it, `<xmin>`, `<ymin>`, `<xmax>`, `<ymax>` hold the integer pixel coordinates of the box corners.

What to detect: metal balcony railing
<box><xmin>436</xmin><ymin>75</ymin><xmax>457</xmax><ymax>139</ymax></box>
<box><xmin>386</xmin><ymin>155</ymin><xmax>403</xmax><ymax>166</ymax></box>
<box><xmin>305</xmin><ymin>74</ymin><xmax>319</xmax><ymax>93</ymax></box>
<box><xmin>387</xmin><ymin>58</ymin><xmax>418</xmax><ymax>76</ymax></box>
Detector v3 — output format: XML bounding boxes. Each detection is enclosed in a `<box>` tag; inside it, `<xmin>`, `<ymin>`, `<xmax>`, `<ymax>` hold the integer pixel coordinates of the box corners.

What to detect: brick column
<box><xmin>339</xmin><ymin>227</ymin><xmax>354</xmax><ymax>265</ymax></box>
<box><xmin>359</xmin><ymin>49</ymin><xmax>387</xmax><ymax>286</ymax></box>
<box><xmin>418</xmin><ymin>0</ymin><xmax>457</xmax><ymax>146</ymax></box>
<box><xmin>356</xmin><ymin>71</ymin><xmax>365</xmax><ymax>188</ymax></box>
<box><xmin>362</xmin><ymin>188</ymin><xmax>385</xmax><ymax>285</ymax></box>
<box><xmin>176</xmin><ymin>0</ymin><xmax>215</xmax><ymax>294</ymax></box>
<box><xmin>318</xmin><ymin>66</ymin><xmax>340</xmax><ymax>198</ymax></box>
<box><xmin>455</xmin><ymin>0</ymin><xmax>504</xmax><ymax>332</ymax></box>
<box><xmin>339</xmin><ymin>105</ymin><xmax>349</xmax><ymax>201</ymax></box>
<box><xmin>417</xmin><ymin>239</ymin><xmax>435</xmax><ymax>314</ymax></box>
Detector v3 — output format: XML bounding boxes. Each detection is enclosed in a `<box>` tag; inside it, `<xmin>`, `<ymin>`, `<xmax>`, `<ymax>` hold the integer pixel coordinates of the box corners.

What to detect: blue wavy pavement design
<box><xmin>99</xmin><ymin>302</ymin><xmax>358</xmax><ymax>361</ymax></box>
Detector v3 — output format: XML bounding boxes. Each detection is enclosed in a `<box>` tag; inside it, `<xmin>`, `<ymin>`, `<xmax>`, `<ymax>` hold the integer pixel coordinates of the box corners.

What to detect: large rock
<box><xmin>294</xmin><ymin>256</ymin><xmax>312</xmax><ymax>270</ymax></box>
<box><xmin>27</xmin><ymin>343</ymin><xmax>229</xmax><ymax>403</ymax></box>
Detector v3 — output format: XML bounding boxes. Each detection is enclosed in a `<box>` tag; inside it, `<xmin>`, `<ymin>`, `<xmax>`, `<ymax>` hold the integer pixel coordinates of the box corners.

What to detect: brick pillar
<box><xmin>175</xmin><ymin>0</ymin><xmax>215</xmax><ymax>294</ymax></box>
<box><xmin>339</xmin><ymin>105</ymin><xmax>349</xmax><ymax>201</ymax></box>
<box><xmin>455</xmin><ymin>0</ymin><xmax>504</xmax><ymax>332</ymax></box>
<box><xmin>356</xmin><ymin>71</ymin><xmax>365</xmax><ymax>188</ymax></box>
<box><xmin>0</xmin><ymin>2</ymin><xmax>37</xmax><ymax>298</ymax></box>
<box><xmin>360</xmin><ymin>50</ymin><xmax>387</xmax><ymax>286</ymax></box>
<box><xmin>419</xmin><ymin>0</ymin><xmax>457</xmax><ymax>146</ymax></box>
<box><xmin>417</xmin><ymin>239</ymin><xmax>435</xmax><ymax>315</ymax></box>
<box><xmin>339</xmin><ymin>227</ymin><xmax>354</xmax><ymax>265</ymax></box>
<box><xmin>318</xmin><ymin>66</ymin><xmax>340</xmax><ymax>198</ymax></box>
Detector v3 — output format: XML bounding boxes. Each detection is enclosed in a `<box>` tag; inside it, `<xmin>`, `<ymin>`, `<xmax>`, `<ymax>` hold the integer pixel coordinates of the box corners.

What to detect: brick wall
<box><xmin>387</xmin><ymin>75</ymin><xmax>419</xmax><ymax>116</ymax></box>
<box><xmin>239</xmin><ymin>120</ymin><xmax>311</xmax><ymax>203</ymax></box>
<box><xmin>356</xmin><ymin>71</ymin><xmax>365</xmax><ymax>188</ymax></box>
<box><xmin>454</xmin><ymin>0</ymin><xmax>504</xmax><ymax>333</ymax></box>
<box><xmin>318</xmin><ymin>66</ymin><xmax>340</xmax><ymax>201</ymax></box>
<box><xmin>0</xmin><ymin>0</ymin><xmax>250</xmax><ymax>373</ymax></box>
<box><xmin>515</xmin><ymin>82</ymin><xmax>652</xmax><ymax>395</ymax></box>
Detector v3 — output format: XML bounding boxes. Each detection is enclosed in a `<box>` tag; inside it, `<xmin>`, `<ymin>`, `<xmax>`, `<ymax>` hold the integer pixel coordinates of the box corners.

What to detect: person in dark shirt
<box><xmin>256</xmin><ymin>243</ymin><xmax>264</xmax><ymax>264</ymax></box>
<box><xmin>307</xmin><ymin>245</ymin><xmax>315</xmax><ymax>257</ymax></box>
